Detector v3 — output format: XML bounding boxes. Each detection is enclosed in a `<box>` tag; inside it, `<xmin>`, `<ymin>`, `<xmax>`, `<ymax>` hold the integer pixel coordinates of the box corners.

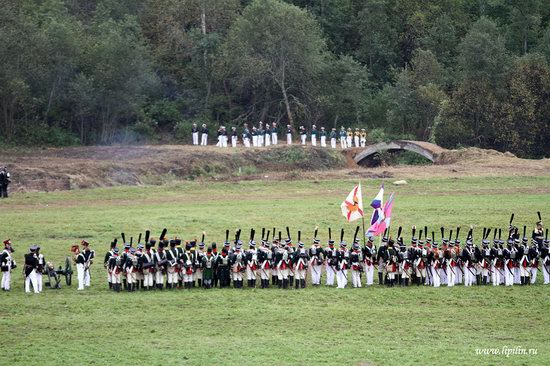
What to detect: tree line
<box><xmin>0</xmin><ymin>0</ymin><xmax>549</xmax><ymax>158</ymax></box>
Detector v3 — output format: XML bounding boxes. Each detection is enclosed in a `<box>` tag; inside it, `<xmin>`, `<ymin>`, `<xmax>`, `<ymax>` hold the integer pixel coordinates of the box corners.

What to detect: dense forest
<box><xmin>1</xmin><ymin>0</ymin><xmax>549</xmax><ymax>157</ymax></box>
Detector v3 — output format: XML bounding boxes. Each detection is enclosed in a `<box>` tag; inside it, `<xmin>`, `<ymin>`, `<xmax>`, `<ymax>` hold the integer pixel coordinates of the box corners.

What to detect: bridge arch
<box><xmin>352</xmin><ymin>140</ymin><xmax>446</xmax><ymax>164</ymax></box>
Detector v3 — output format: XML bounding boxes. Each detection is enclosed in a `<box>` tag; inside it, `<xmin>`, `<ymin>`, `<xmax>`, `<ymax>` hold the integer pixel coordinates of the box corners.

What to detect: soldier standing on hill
<box><xmin>299</xmin><ymin>126</ymin><xmax>307</xmax><ymax>145</ymax></box>
<box><xmin>353</xmin><ymin>128</ymin><xmax>360</xmax><ymax>147</ymax></box>
<box><xmin>320</xmin><ymin>127</ymin><xmax>327</xmax><ymax>147</ymax></box>
<box><xmin>192</xmin><ymin>123</ymin><xmax>199</xmax><ymax>145</ymax></box>
<box><xmin>258</xmin><ymin>121</ymin><xmax>265</xmax><ymax>146</ymax></box>
<box><xmin>242</xmin><ymin>123</ymin><xmax>251</xmax><ymax>148</ymax></box>
<box><xmin>346</xmin><ymin>128</ymin><xmax>353</xmax><ymax>148</ymax></box>
<box><xmin>360</xmin><ymin>129</ymin><xmax>367</xmax><ymax>147</ymax></box>
<box><xmin>271</xmin><ymin>122</ymin><xmax>278</xmax><ymax>145</ymax></box>
<box><xmin>311</xmin><ymin>125</ymin><xmax>318</xmax><ymax>146</ymax></box>
<box><xmin>251</xmin><ymin>126</ymin><xmax>258</xmax><ymax>147</ymax></box>
<box><xmin>265</xmin><ymin>124</ymin><xmax>271</xmax><ymax>146</ymax></box>
<box><xmin>286</xmin><ymin>125</ymin><xmax>293</xmax><ymax>145</ymax></box>
<box><xmin>339</xmin><ymin>127</ymin><xmax>347</xmax><ymax>149</ymax></box>
<box><xmin>200</xmin><ymin>123</ymin><xmax>208</xmax><ymax>146</ymax></box>
<box><xmin>330</xmin><ymin>128</ymin><xmax>337</xmax><ymax>149</ymax></box>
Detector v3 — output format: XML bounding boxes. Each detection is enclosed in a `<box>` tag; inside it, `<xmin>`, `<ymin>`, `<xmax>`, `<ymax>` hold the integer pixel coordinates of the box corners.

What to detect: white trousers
<box><xmin>364</xmin><ymin>264</ymin><xmax>374</xmax><ymax>285</ymax></box>
<box><xmin>232</xmin><ymin>136</ymin><xmax>237</xmax><ymax>147</ymax></box>
<box><xmin>311</xmin><ymin>136</ymin><xmax>317</xmax><ymax>146</ymax></box>
<box><xmin>1</xmin><ymin>271</ymin><xmax>10</xmax><ymax>290</ymax></box>
<box><xmin>351</xmin><ymin>270</ymin><xmax>361</xmax><ymax>288</ymax></box>
<box><xmin>252</xmin><ymin>136</ymin><xmax>258</xmax><ymax>147</ymax></box>
<box><xmin>321</xmin><ymin>136</ymin><xmax>326</xmax><ymax>147</ymax></box>
<box><xmin>25</xmin><ymin>270</ymin><xmax>39</xmax><ymax>293</ymax></box>
<box><xmin>286</xmin><ymin>133</ymin><xmax>292</xmax><ymax>145</ymax></box>
<box><xmin>447</xmin><ymin>266</ymin><xmax>456</xmax><ymax>287</ymax></box>
<box><xmin>271</xmin><ymin>133</ymin><xmax>277</xmax><ymax>145</ymax></box>
<box><xmin>530</xmin><ymin>267</ymin><xmax>537</xmax><ymax>284</ymax></box>
<box><xmin>543</xmin><ymin>264</ymin><xmax>550</xmax><ymax>284</ymax></box>
<box><xmin>295</xmin><ymin>269</ymin><xmax>306</xmax><ymax>280</ymax></box>
<box><xmin>346</xmin><ymin>137</ymin><xmax>352</xmax><ymax>147</ymax></box>
<box><xmin>311</xmin><ymin>265</ymin><xmax>322</xmax><ymax>285</ymax></box>
<box><xmin>492</xmin><ymin>266</ymin><xmax>501</xmax><ymax>286</ymax></box>
<box><xmin>167</xmin><ymin>268</ymin><xmax>178</xmax><ymax>284</ymax></box>
<box><xmin>36</xmin><ymin>273</ymin><xmax>42</xmax><ymax>292</ymax></box>
<box><xmin>77</xmin><ymin>263</ymin><xmax>85</xmax><ymax>290</ymax></box>
<box><xmin>192</xmin><ymin>132</ymin><xmax>199</xmax><ymax>145</ymax></box>
<box><xmin>354</xmin><ymin>136</ymin><xmax>360</xmax><ymax>147</ymax></box>
<box><xmin>222</xmin><ymin>136</ymin><xmax>228</xmax><ymax>148</ymax></box>
<box><xmin>505</xmin><ymin>267</ymin><xmax>514</xmax><ymax>286</ymax></box>
<box><xmin>300</xmin><ymin>135</ymin><xmax>306</xmax><ymax>145</ymax></box>
<box><xmin>432</xmin><ymin>267</ymin><xmax>440</xmax><ymax>287</ymax></box>
<box><xmin>337</xmin><ymin>269</ymin><xmax>348</xmax><ymax>288</ymax></box>
<box><xmin>246</xmin><ymin>267</ymin><xmax>256</xmax><ymax>280</ymax></box>
<box><xmin>144</xmin><ymin>272</ymin><xmax>154</xmax><ymax>287</ymax></box>
<box><xmin>244</xmin><ymin>138</ymin><xmax>250</xmax><ymax>147</ymax></box>
<box><xmin>360</xmin><ymin>138</ymin><xmax>366</xmax><ymax>147</ymax></box>
<box><xmin>200</xmin><ymin>134</ymin><xmax>208</xmax><ymax>146</ymax></box>
<box><xmin>340</xmin><ymin>138</ymin><xmax>347</xmax><ymax>149</ymax></box>
<box><xmin>265</xmin><ymin>134</ymin><xmax>271</xmax><ymax>146</ymax></box>
<box><xmin>514</xmin><ymin>267</ymin><xmax>520</xmax><ymax>284</ymax></box>
<box><xmin>330</xmin><ymin>138</ymin><xmax>336</xmax><ymax>148</ymax></box>
<box><xmin>258</xmin><ymin>135</ymin><xmax>264</xmax><ymax>146</ymax></box>
<box><xmin>325</xmin><ymin>264</ymin><xmax>335</xmax><ymax>285</ymax></box>
<box><xmin>155</xmin><ymin>272</ymin><xmax>164</xmax><ymax>285</ymax></box>
<box><xmin>277</xmin><ymin>268</ymin><xmax>289</xmax><ymax>280</ymax></box>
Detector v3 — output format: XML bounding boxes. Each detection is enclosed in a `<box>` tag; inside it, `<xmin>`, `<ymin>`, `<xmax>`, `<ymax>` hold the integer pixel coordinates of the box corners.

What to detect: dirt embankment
<box><xmin>1</xmin><ymin>145</ymin><xmax>548</xmax><ymax>192</ymax></box>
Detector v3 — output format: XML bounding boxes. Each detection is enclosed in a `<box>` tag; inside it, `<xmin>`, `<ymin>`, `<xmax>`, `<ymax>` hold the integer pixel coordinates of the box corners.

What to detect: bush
<box><xmin>132</xmin><ymin>118</ymin><xmax>158</xmax><ymax>142</ymax></box>
<box><xmin>15</xmin><ymin>122</ymin><xmax>79</xmax><ymax>146</ymax></box>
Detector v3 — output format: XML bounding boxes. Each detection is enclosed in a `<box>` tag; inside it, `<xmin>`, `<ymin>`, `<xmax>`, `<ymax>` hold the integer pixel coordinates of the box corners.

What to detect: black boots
<box><xmin>301</xmin><ymin>279</ymin><xmax>306</xmax><ymax>288</ymax></box>
<box><xmin>108</xmin><ymin>282</ymin><xmax>112</xmax><ymax>289</ymax></box>
<box><xmin>378</xmin><ymin>272</ymin><xmax>383</xmax><ymax>285</ymax></box>
<box><xmin>282</xmin><ymin>279</ymin><xmax>289</xmax><ymax>289</ymax></box>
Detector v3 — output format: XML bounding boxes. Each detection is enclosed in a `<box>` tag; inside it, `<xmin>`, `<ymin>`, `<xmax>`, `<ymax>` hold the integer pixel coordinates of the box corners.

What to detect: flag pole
<box><xmin>360</xmin><ymin>181</ymin><xmax>366</xmax><ymax>247</ymax></box>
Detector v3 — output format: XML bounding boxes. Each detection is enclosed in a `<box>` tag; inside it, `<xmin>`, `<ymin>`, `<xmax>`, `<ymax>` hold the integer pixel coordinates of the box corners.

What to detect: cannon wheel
<box><xmin>45</xmin><ymin>268</ymin><xmax>54</xmax><ymax>289</ymax></box>
<box><xmin>65</xmin><ymin>256</ymin><xmax>73</xmax><ymax>286</ymax></box>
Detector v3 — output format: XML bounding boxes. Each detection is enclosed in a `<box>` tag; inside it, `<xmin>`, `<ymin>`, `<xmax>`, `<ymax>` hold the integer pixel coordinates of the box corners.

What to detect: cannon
<box><xmin>44</xmin><ymin>257</ymin><xmax>73</xmax><ymax>289</ymax></box>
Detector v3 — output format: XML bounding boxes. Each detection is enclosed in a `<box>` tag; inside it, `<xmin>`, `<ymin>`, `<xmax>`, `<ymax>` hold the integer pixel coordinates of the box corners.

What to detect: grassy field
<box><xmin>1</xmin><ymin>175</ymin><xmax>549</xmax><ymax>365</ymax></box>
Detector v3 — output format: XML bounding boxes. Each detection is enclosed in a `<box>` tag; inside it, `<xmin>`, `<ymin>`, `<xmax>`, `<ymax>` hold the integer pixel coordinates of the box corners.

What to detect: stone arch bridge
<box><xmin>351</xmin><ymin>140</ymin><xmax>447</xmax><ymax>164</ymax></box>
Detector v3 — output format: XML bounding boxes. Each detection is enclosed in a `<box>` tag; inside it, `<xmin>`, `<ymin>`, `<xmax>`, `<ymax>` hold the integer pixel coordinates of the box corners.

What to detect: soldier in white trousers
<box><xmin>325</xmin><ymin>240</ymin><xmax>337</xmax><ymax>286</ymax></box>
<box><xmin>192</xmin><ymin>123</ymin><xmax>199</xmax><ymax>145</ymax></box>
<box><xmin>231</xmin><ymin>127</ymin><xmax>238</xmax><ymax>147</ymax></box>
<box><xmin>336</xmin><ymin>241</ymin><xmax>349</xmax><ymax>289</ymax></box>
<box><xmin>35</xmin><ymin>246</ymin><xmax>45</xmax><ymax>293</ymax></box>
<box><xmin>340</xmin><ymin>127</ymin><xmax>347</xmax><ymax>148</ymax></box>
<box><xmin>24</xmin><ymin>246</ymin><xmax>39</xmax><ymax>293</ymax></box>
<box><xmin>350</xmin><ymin>243</ymin><xmax>363</xmax><ymax>288</ymax></box>
<box><xmin>309</xmin><ymin>238</ymin><xmax>323</xmax><ymax>286</ymax></box>
<box><xmin>320</xmin><ymin>127</ymin><xmax>327</xmax><ymax>147</ymax></box>
<box><xmin>286</xmin><ymin>125</ymin><xmax>292</xmax><ymax>145</ymax></box>
<box><xmin>310</xmin><ymin>125</ymin><xmax>317</xmax><ymax>146</ymax></box>
<box><xmin>200</xmin><ymin>124</ymin><xmax>209</xmax><ymax>145</ymax></box>
<box><xmin>271</xmin><ymin>122</ymin><xmax>278</xmax><ymax>145</ymax></box>
<box><xmin>1</xmin><ymin>240</ymin><xmax>15</xmax><ymax>291</ymax></box>
<box><xmin>541</xmin><ymin>238</ymin><xmax>549</xmax><ymax>284</ymax></box>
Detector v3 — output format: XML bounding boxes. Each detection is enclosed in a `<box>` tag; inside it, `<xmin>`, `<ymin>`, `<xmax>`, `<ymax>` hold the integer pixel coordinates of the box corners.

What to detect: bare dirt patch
<box><xmin>1</xmin><ymin>145</ymin><xmax>548</xmax><ymax>193</ymax></box>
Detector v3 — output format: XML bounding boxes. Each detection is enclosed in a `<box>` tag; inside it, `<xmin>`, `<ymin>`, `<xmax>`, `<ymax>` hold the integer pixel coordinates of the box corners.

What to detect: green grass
<box><xmin>1</xmin><ymin>176</ymin><xmax>549</xmax><ymax>365</ymax></box>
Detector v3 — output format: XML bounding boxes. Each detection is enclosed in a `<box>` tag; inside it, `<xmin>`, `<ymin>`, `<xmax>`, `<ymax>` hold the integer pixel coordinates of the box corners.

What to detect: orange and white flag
<box><xmin>341</xmin><ymin>184</ymin><xmax>364</xmax><ymax>222</ymax></box>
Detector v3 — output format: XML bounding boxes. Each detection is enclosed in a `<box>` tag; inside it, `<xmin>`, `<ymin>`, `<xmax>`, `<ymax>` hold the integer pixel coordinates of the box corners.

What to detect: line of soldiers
<box><xmin>191</xmin><ymin>123</ymin><xmax>368</xmax><ymax>149</ymax></box>
<box><xmin>102</xmin><ymin>218</ymin><xmax>548</xmax><ymax>292</ymax></box>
